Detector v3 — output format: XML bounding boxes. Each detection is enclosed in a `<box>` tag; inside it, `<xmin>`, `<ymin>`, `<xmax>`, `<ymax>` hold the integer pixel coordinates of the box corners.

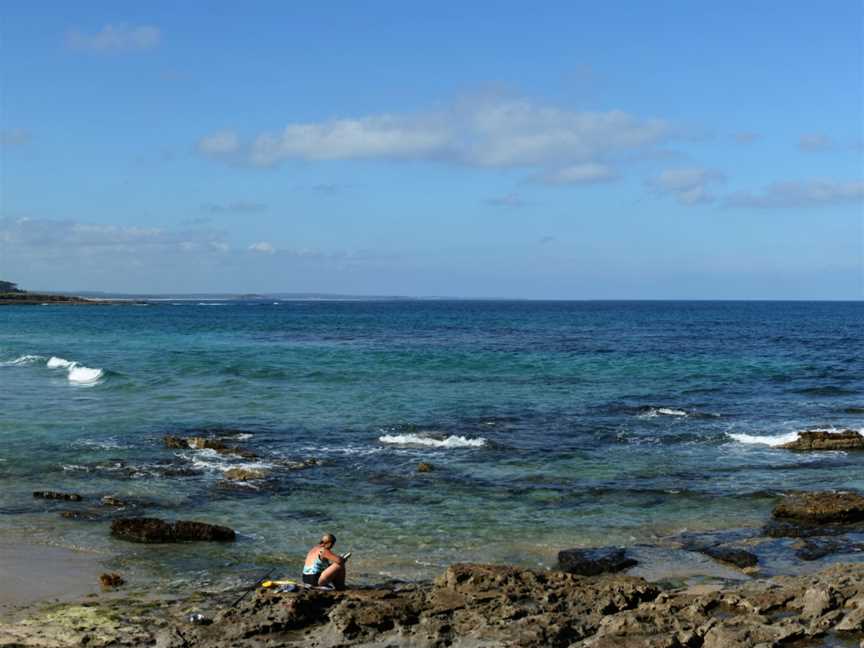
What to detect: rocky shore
<box><xmin>6</xmin><ymin>430</ymin><xmax>864</xmax><ymax>646</ymax></box>
<box><xmin>2</xmin><ymin>561</ymin><xmax>864</xmax><ymax>647</ymax></box>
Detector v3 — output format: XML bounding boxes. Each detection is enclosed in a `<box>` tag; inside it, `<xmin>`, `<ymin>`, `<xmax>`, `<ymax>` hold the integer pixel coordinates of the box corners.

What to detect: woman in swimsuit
<box><xmin>302</xmin><ymin>533</ymin><xmax>346</xmax><ymax>589</ymax></box>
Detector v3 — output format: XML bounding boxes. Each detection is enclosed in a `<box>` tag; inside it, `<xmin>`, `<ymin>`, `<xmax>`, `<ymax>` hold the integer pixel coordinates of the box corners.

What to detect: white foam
<box><xmin>68</xmin><ymin>365</ymin><xmax>104</xmax><ymax>384</ymax></box>
<box><xmin>378</xmin><ymin>433</ymin><xmax>487</xmax><ymax>448</ymax></box>
<box><xmin>47</xmin><ymin>356</ymin><xmax>75</xmax><ymax>369</ymax></box>
<box><xmin>1</xmin><ymin>354</ymin><xmax>44</xmax><ymax>367</ymax></box>
<box><xmin>639</xmin><ymin>407</ymin><xmax>688</xmax><ymax>418</ymax></box>
<box><xmin>186</xmin><ymin>449</ymin><xmax>273</xmax><ymax>474</ymax></box>
<box><xmin>727</xmin><ymin>431</ymin><xmax>801</xmax><ymax>447</ymax></box>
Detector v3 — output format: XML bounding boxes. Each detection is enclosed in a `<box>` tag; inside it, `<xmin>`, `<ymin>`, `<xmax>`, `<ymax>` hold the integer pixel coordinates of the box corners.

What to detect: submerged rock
<box><xmin>279</xmin><ymin>458</ymin><xmax>320</xmax><ymax>470</ymax></box>
<box><xmin>101</xmin><ymin>495</ymin><xmax>128</xmax><ymax>507</ymax></box>
<box><xmin>780</xmin><ymin>429</ymin><xmax>864</xmax><ymax>451</ymax></box>
<box><xmin>110</xmin><ymin>517</ymin><xmax>236</xmax><ymax>543</ymax></box>
<box><xmin>60</xmin><ymin>510</ymin><xmax>104</xmax><ymax>521</ymax></box>
<box><xmin>33</xmin><ymin>490</ymin><xmax>82</xmax><ymax>501</ymax></box>
<box><xmin>223</xmin><ymin>468</ymin><xmax>269</xmax><ymax>481</ymax></box>
<box><xmin>557</xmin><ymin>547</ymin><xmax>637</xmax><ymax>576</ymax></box>
<box><xmin>773</xmin><ymin>491</ymin><xmax>864</xmax><ymax>525</ymax></box>
<box><xmin>701</xmin><ymin>545</ymin><xmax>758</xmax><ymax>569</ymax></box>
<box><xmin>795</xmin><ymin>538</ymin><xmax>864</xmax><ymax>561</ymax></box>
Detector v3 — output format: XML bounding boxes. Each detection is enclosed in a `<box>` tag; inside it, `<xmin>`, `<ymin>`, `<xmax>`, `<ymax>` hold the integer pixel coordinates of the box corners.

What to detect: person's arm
<box><xmin>320</xmin><ymin>547</ymin><xmax>344</xmax><ymax>565</ymax></box>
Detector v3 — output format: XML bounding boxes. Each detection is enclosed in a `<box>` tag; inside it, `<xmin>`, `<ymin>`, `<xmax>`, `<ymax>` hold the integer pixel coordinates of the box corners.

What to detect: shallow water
<box><xmin>1</xmin><ymin>300</ymin><xmax>863</xmax><ymax>584</ymax></box>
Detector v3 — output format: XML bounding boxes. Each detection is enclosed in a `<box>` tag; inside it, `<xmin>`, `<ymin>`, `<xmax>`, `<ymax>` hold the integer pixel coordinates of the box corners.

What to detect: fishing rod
<box><xmin>230</xmin><ymin>567</ymin><xmax>276</xmax><ymax>608</ymax></box>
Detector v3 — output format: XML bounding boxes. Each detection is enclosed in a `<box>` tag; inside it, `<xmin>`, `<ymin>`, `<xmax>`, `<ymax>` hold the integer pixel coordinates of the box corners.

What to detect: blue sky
<box><xmin>1</xmin><ymin>1</ymin><xmax>862</xmax><ymax>298</ymax></box>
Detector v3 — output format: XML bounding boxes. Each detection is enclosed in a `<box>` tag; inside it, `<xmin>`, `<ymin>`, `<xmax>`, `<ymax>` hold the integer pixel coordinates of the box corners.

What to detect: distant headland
<box><xmin>0</xmin><ymin>280</ymin><xmax>110</xmax><ymax>305</ymax></box>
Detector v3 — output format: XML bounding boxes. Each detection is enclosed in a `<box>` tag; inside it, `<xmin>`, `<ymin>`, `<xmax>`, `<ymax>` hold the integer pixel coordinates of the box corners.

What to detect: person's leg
<box><xmin>317</xmin><ymin>563</ymin><xmax>345</xmax><ymax>589</ymax></box>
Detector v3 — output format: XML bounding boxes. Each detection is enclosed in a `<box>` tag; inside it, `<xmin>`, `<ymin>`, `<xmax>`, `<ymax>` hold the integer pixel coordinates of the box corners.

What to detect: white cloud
<box><xmin>799</xmin><ymin>133</ymin><xmax>833</xmax><ymax>152</ymax></box>
<box><xmin>725</xmin><ymin>179</ymin><xmax>864</xmax><ymax>208</ymax></box>
<box><xmin>648</xmin><ymin>168</ymin><xmax>725</xmax><ymax>205</ymax></box>
<box><xmin>198</xmin><ymin>96</ymin><xmax>672</xmax><ymax>173</ymax></box>
<box><xmin>197</xmin><ymin>131</ymin><xmax>241</xmax><ymax>156</ymax></box>
<box><xmin>66</xmin><ymin>24</ymin><xmax>161</xmax><ymax>52</ymax></box>
<box><xmin>248</xmin><ymin>241</ymin><xmax>276</xmax><ymax>254</ymax></box>
<box><xmin>0</xmin><ymin>217</ymin><xmax>227</xmax><ymax>253</ymax></box>
<box><xmin>249</xmin><ymin>115</ymin><xmax>451</xmax><ymax>166</ymax></box>
<box><xmin>0</xmin><ymin>129</ymin><xmax>31</xmax><ymax>147</ymax></box>
<box><xmin>540</xmin><ymin>163</ymin><xmax>617</xmax><ymax>185</ymax></box>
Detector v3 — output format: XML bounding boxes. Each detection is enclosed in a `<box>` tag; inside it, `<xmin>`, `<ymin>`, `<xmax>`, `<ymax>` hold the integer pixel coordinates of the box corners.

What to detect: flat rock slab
<box><xmin>557</xmin><ymin>547</ymin><xmax>637</xmax><ymax>576</ymax></box>
<box><xmin>773</xmin><ymin>491</ymin><xmax>864</xmax><ymax>524</ymax></box>
<box><xmin>780</xmin><ymin>430</ymin><xmax>864</xmax><ymax>451</ymax></box>
<box><xmin>111</xmin><ymin>517</ymin><xmax>235</xmax><ymax>543</ymax></box>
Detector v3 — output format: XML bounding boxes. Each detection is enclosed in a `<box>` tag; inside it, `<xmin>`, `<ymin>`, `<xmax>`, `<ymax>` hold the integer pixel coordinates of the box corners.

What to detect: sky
<box><xmin>1</xmin><ymin>1</ymin><xmax>862</xmax><ymax>298</ymax></box>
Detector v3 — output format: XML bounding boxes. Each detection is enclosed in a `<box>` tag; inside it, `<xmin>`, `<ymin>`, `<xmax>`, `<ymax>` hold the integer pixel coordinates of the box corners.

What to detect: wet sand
<box><xmin>0</xmin><ymin>538</ymin><xmax>104</xmax><ymax>619</ymax></box>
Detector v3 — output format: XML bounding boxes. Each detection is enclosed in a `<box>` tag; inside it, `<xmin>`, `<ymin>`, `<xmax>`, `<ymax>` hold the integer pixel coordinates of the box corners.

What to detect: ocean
<box><xmin>1</xmin><ymin>300</ymin><xmax>863</xmax><ymax>586</ymax></box>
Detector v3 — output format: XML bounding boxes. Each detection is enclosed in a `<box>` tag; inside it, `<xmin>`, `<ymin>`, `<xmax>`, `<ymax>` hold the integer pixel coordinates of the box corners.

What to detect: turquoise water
<box><xmin>1</xmin><ymin>300</ymin><xmax>863</xmax><ymax>583</ymax></box>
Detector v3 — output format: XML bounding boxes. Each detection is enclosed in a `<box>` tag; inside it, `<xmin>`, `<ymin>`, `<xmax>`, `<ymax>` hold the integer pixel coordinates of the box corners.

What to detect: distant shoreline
<box><xmin>0</xmin><ymin>292</ymin><xmax>128</xmax><ymax>306</ymax></box>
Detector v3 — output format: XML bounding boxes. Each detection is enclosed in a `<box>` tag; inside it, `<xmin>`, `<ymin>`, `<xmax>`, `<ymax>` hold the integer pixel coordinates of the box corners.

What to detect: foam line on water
<box><xmin>378</xmin><ymin>433</ymin><xmax>487</xmax><ymax>448</ymax></box>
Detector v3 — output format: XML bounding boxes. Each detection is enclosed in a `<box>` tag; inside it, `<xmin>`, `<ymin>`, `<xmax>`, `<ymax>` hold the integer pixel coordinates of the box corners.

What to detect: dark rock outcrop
<box><xmin>773</xmin><ymin>491</ymin><xmax>864</xmax><ymax>524</ymax></box>
<box><xmin>780</xmin><ymin>429</ymin><xmax>864</xmax><ymax>451</ymax></box>
<box><xmin>33</xmin><ymin>490</ymin><xmax>82</xmax><ymax>501</ymax></box>
<box><xmin>206</xmin><ymin>563</ymin><xmax>659</xmax><ymax>648</ymax></box>
<box><xmin>164</xmin><ymin>435</ymin><xmax>257</xmax><ymax>459</ymax></box>
<box><xmin>110</xmin><ymin>517</ymin><xmax>236</xmax><ymax>543</ymax></box>
<box><xmin>99</xmin><ymin>573</ymin><xmax>125</xmax><ymax>589</ymax></box>
<box><xmin>557</xmin><ymin>547</ymin><xmax>637</xmax><ymax>576</ymax></box>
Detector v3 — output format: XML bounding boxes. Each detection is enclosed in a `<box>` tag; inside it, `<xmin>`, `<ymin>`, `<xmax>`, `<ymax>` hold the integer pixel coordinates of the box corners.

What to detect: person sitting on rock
<box><xmin>302</xmin><ymin>533</ymin><xmax>346</xmax><ymax>589</ymax></box>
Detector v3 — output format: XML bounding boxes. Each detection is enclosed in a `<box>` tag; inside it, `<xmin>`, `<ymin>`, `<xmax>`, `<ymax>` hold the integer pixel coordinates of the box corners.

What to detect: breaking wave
<box><xmin>68</xmin><ymin>365</ymin><xmax>104</xmax><ymax>384</ymax></box>
<box><xmin>46</xmin><ymin>356</ymin><xmax>105</xmax><ymax>384</ymax></box>
<box><xmin>0</xmin><ymin>354</ymin><xmax>44</xmax><ymax>367</ymax></box>
<box><xmin>727</xmin><ymin>431</ymin><xmax>801</xmax><ymax>447</ymax></box>
<box><xmin>47</xmin><ymin>356</ymin><xmax>75</xmax><ymax>369</ymax></box>
<box><xmin>728</xmin><ymin>427</ymin><xmax>864</xmax><ymax>447</ymax></box>
<box><xmin>378</xmin><ymin>433</ymin><xmax>487</xmax><ymax>448</ymax></box>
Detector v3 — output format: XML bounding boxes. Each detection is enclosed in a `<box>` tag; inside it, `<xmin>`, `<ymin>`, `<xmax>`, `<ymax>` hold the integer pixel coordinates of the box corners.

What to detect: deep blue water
<box><xmin>1</xmin><ymin>300</ymin><xmax>863</xmax><ymax>582</ymax></box>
